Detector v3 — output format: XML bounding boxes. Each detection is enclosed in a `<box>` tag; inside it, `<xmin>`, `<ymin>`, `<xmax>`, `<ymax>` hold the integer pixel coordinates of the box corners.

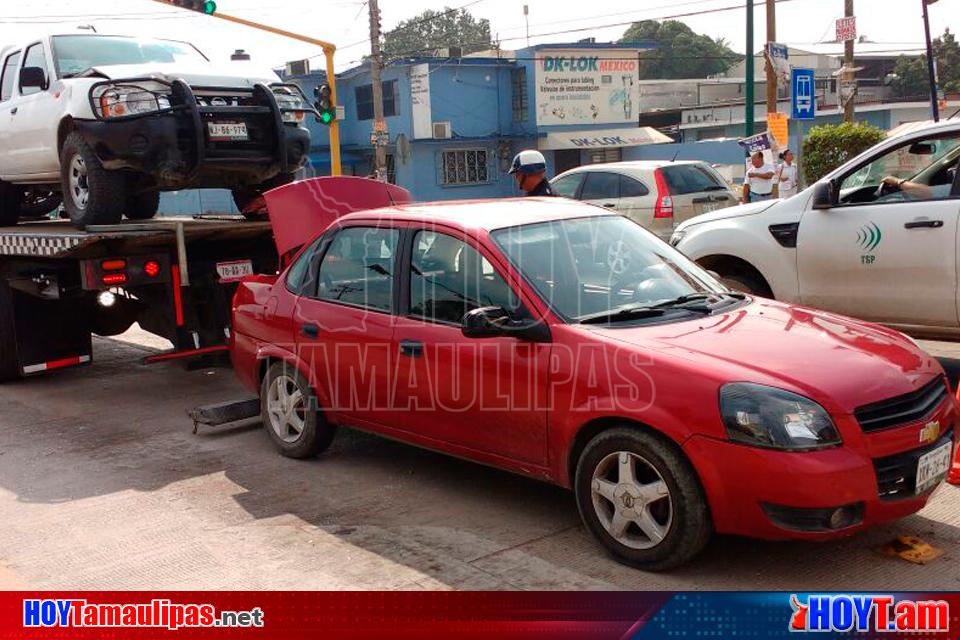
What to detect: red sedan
<box><xmin>231</xmin><ymin>196</ymin><xmax>956</xmax><ymax>570</ymax></box>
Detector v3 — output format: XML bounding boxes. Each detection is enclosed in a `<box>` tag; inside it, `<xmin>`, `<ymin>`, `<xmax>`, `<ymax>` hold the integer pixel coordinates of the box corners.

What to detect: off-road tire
<box><xmin>0</xmin><ymin>180</ymin><xmax>22</xmax><ymax>227</ymax></box>
<box><xmin>260</xmin><ymin>361</ymin><xmax>336</xmax><ymax>459</ymax></box>
<box><xmin>124</xmin><ymin>191</ymin><xmax>161</xmax><ymax>220</ymax></box>
<box><xmin>0</xmin><ymin>279</ymin><xmax>20</xmax><ymax>382</ymax></box>
<box><xmin>575</xmin><ymin>427</ymin><xmax>712</xmax><ymax>571</ymax></box>
<box><xmin>717</xmin><ymin>271</ymin><xmax>772</xmax><ymax>298</ymax></box>
<box><xmin>60</xmin><ymin>132</ymin><xmax>127</xmax><ymax>228</ymax></box>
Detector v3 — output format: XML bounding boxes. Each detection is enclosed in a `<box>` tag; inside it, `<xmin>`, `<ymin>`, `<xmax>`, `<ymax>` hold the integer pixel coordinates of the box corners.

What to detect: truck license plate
<box><xmin>216</xmin><ymin>260</ymin><xmax>254</xmax><ymax>283</ymax></box>
<box><xmin>208</xmin><ymin>122</ymin><xmax>248</xmax><ymax>141</ymax></box>
<box><xmin>915</xmin><ymin>441</ymin><xmax>952</xmax><ymax>494</ymax></box>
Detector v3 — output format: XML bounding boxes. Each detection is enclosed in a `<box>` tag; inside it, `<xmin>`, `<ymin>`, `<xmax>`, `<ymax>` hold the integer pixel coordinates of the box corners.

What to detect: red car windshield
<box><xmin>491</xmin><ymin>215</ymin><xmax>724</xmax><ymax>322</ymax></box>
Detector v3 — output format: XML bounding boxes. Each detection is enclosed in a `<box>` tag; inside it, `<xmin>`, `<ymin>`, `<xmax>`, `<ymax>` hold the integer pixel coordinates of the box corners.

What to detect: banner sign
<box><xmin>534</xmin><ymin>49</ymin><xmax>641</xmax><ymax>126</ymax></box>
<box><xmin>766</xmin><ymin>42</ymin><xmax>791</xmax><ymax>86</ymax></box>
<box><xmin>767</xmin><ymin>112</ymin><xmax>789</xmax><ymax>147</ymax></box>
<box><xmin>836</xmin><ymin>15</ymin><xmax>857</xmax><ymax>42</ymax></box>
<box><xmin>738</xmin><ymin>131</ymin><xmax>773</xmax><ymax>154</ymax></box>
<box><xmin>3</xmin><ymin>591</ymin><xmax>960</xmax><ymax>639</ymax></box>
<box><xmin>541</xmin><ymin>126</ymin><xmax>673</xmax><ymax>150</ymax></box>
<box><xmin>409</xmin><ymin>63</ymin><xmax>432</xmax><ymax>140</ymax></box>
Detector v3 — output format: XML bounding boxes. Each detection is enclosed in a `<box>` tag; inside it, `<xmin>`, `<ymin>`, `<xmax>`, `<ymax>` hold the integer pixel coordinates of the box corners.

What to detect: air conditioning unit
<box><xmin>285</xmin><ymin>59</ymin><xmax>310</xmax><ymax>77</ymax></box>
<box><xmin>432</xmin><ymin>121</ymin><xmax>452</xmax><ymax>139</ymax></box>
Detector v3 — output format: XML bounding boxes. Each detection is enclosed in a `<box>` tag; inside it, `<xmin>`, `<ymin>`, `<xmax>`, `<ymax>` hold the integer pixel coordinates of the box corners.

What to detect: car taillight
<box><xmin>144</xmin><ymin>260</ymin><xmax>161</xmax><ymax>278</ymax></box>
<box><xmin>102</xmin><ymin>273</ymin><xmax>128</xmax><ymax>286</ymax></box>
<box><xmin>654</xmin><ymin>168</ymin><xmax>673</xmax><ymax>219</ymax></box>
<box><xmin>101</xmin><ymin>259</ymin><xmax>127</xmax><ymax>271</ymax></box>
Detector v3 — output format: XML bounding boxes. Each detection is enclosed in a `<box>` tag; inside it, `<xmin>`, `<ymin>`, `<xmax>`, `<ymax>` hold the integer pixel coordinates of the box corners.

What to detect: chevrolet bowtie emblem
<box><xmin>920</xmin><ymin>420</ymin><xmax>941</xmax><ymax>445</ymax></box>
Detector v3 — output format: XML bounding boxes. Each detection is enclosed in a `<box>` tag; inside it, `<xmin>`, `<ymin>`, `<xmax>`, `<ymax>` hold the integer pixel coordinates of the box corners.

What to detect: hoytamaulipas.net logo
<box><xmin>23</xmin><ymin>598</ymin><xmax>264</xmax><ymax>630</ymax></box>
<box><xmin>789</xmin><ymin>594</ymin><xmax>949</xmax><ymax>633</ymax></box>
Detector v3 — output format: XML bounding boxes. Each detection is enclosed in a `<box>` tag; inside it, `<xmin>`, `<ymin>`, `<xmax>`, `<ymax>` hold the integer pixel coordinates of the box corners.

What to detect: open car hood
<box><xmin>263</xmin><ymin>177</ymin><xmax>413</xmax><ymax>258</ymax></box>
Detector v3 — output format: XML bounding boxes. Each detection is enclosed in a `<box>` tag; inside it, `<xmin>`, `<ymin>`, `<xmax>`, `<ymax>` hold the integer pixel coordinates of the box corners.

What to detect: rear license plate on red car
<box><xmin>216</xmin><ymin>260</ymin><xmax>253</xmax><ymax>283</ymax></box>
<box><xmin>916</xmin><ymin>441</ymin><xmax>952</xmax><ymax>494</ymax></box>
<box><xmin>208</xmin><ymin>122</ymin><xmax>248</xmax><ymax>141</ymax></box>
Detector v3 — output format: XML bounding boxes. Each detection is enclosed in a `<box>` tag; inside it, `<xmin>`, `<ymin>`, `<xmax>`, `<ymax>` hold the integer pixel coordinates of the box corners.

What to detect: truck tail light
<box><xmin>144</xmin><ymin>260</ymin><xmax>161</xmax><ymax>278</ymax></box>
<box><xmin>654</xmin><ymin>169</ymin><xmax>673</xmax><ymax>219</ymax></box>
<box><xmin>101</xmin><ymin>259</ymin><xmax>127</xmax><ymax>271</ymax></box>
<box><xmin>102</xmin><ymin>273</ymin><xmax>128</xmax><ymax>286</ymax></box>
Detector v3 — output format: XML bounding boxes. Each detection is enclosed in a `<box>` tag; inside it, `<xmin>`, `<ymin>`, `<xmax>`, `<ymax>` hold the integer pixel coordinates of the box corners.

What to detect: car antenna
<box><xmin>671</xmin><ymin>149</ymin><xmax>681</xmax><ymax>162</ymax></box>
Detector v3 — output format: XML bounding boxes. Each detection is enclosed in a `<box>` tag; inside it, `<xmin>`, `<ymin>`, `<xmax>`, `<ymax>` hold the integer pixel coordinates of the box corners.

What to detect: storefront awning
<box><xmin>540</xmin><ymin>127</ymin><xmax>673</xmax><ymax>151</ymax></box>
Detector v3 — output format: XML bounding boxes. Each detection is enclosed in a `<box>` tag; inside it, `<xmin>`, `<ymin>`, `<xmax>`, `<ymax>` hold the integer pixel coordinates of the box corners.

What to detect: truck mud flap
<box><xmin>13</xmin><ymin>290</ymin><xmax>92</xmax><ymax>376</ymax></box>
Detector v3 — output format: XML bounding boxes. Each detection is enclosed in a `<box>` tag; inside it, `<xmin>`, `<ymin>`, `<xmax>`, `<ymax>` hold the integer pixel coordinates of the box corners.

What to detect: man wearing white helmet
<box><xmin>509</xmin><ymin>150</ymin><xmax>555</xmax><ymax>197</ymax></box>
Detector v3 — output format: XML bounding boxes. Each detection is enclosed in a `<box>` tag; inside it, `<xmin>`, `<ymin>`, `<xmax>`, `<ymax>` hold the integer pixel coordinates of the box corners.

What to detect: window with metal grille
<box><xmin>511</xmin><ymin>68</ymin><xmax>528</xmax><ymax>122</ymax></box>
<box><xmin>440</xmin><ymin>149</ymin><xmax>489</xmax><ymax>186</ymax></box>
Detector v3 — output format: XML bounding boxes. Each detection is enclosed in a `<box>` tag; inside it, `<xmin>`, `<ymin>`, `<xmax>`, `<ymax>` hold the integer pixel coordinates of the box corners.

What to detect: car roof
<box><xmin>555</xmin><ymin>160</ymin><xmax>706</xmax><ymax>176</ymax></box>
<box><xmin>338</xmin><ymin>197</ymin><xmax>612</xmax><ymax>232</ymax></box>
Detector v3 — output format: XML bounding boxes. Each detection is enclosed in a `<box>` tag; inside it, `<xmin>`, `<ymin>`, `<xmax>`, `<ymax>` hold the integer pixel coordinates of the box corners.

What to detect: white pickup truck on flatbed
<box><xmin>0</xmin><ymin>33</ymin><xmax>311</xmax><ymax>228</ymax></box>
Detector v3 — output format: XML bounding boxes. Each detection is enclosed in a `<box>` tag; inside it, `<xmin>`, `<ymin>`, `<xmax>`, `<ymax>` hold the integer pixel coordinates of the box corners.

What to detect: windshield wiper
<box><xmin>647</xmin><ymin>292</ymin><xmax>745</xmax><ymax>311</ymax></box>
<box><xmin>579</xmin><ymin>306</ymin><xmax>668</xmax><ymax>325</ymax></box>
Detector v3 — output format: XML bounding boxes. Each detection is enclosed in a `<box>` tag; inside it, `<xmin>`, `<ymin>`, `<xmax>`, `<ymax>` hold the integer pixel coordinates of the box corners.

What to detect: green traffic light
<box><xmin>202</xmin><ymin>0</ymin><xmax>216</xmax><ymax>14</ymax></box>
<box><xmin>320</xmin><ymin>111</ymin><xmax>334</xmax><ymax>125</ymax></box>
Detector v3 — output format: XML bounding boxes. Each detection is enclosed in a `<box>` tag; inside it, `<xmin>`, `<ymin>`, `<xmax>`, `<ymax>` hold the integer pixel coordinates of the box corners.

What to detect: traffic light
<box><xmin>169</xmin><ymin>0</ymin><xmax>217</xmax><ymax>14</ymax></box>
<box><xmin>313</xmin><ymin>84</ymin><xmax>336</xmax><ymax>125</ymax></box>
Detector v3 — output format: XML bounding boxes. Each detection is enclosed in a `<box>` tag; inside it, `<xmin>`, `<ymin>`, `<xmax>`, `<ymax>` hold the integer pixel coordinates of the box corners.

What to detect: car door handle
<box><xmin>399</xmin><ymin>339</ymin><xmax>424</xmax><ymax>358</ymax></box>
<box><xmin>301</xmin><ymin>323</ymin><xmax>319</xmax><ymax>338</ymax></box>
<box><xmin>9</xmin><ymin>107</ymin><xmax>16</xmax><ymax>115</ymax></box>
<box><xmin>602</xmin><ymin>203</ymin><xmax>617</xmax><ymax>208</ymax></box>
<box><xmin>904</xmin><ymin>220</ymin><xmax>943</xmax><ymax>229</ymax></box>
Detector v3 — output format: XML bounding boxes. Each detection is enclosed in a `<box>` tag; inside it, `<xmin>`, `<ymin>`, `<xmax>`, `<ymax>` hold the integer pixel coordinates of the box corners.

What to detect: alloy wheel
<box><xmin>590</xmin><ymin>451</ymin><xmax>673</xmax><ymax>550</ymax></box>
<box><xmin>68</xmin><ymin>155</ymin><xmax>89</xmax><ymax>211</ymax></box>
<box><xmin>266</xmin><ymin>374</ymin><xmax>307</xmax><ymax>443</ymax></box>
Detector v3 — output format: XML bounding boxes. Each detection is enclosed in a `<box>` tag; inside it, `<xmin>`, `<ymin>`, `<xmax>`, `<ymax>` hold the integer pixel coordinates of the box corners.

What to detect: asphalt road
<box><xmin>0</xmin><ymin>329</ymin><xmax>958</xmax><ymax>590</ymax></box>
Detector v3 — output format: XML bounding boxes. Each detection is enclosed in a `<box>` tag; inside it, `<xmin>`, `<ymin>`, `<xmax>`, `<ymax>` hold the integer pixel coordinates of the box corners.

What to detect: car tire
<box><xmin>719</xmin><ymin>272</ymin><xmax>772</xmax><ymax>297</ymax></box>
<box><xmin>19</xmin><ymin>189</ymin><xmax>62</xmax><ymax>219</ymax></box>
<box><xmin>124</xmin><ymin>191</ymin><xmax>161</xmax><ymax>220</ymax></box>
<box><xmin>260</xmin><ymin>361</ymin><xmax>335</xmax><ymax>459</ymax></box>
<box><xmin>0</xmin><ymin>279</ymin><xmax>19</xmax><ymax>382</ymax></box>
<box><xmin>60</xmin><ymin>132</ymin><xmax>126</xmax><ymax>228</ymax></box>
<box><xmin>233</xmin><ymin>172</ymin><xmax>295</xmax><ymax>220</ymax></box>
<box><xmin>574</xmin><ymin>427</ymin><xmax>712</xmax><ymax>571</ymax></box>
<box><xmin>0</xmin><ymin>180</ymin><xmax>22</xmax><ymax>227</ymax></box>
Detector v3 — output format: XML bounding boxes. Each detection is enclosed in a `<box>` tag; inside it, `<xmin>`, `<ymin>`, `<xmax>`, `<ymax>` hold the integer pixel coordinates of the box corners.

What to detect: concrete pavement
<box><xmin>0</xmin><ymin>329</ymin><xmax>958</xmax><ymax>590</ymax></box>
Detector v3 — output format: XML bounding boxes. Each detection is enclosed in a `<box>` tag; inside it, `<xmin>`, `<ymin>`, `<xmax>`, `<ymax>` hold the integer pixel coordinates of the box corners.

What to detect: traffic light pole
<box><xmin>150</xmin><ymin>1</ymin><xmax>342</xmax><ymax>175</ymax></box>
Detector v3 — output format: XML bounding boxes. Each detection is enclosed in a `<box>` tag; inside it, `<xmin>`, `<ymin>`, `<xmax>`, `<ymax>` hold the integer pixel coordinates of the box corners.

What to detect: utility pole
<box><xmin>765</xmin><ymin>0</ymin><xmax>777</xmax><ymax>117</ymax></box>
<box><xmin>843</xmin><ymin>0</ymin><xmax>855</xmax><ymax>123</ymax></box>
<box><xmin>368</xmin><ymin>0</ymin><xmax>387</xmax><ymax>181</ymax></box>
<box><xmin>745</xmin><ymin>0</ymin><xmax>754</xmax><ymax>136</ymax></box>
<box><xmin>922</xmin><ymin>0</ymin><xmax>940</xmax><ymax>122</ymax></box>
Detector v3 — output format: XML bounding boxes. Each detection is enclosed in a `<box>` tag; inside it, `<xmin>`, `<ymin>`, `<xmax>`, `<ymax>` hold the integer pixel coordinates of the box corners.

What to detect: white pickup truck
<box><xmin>0</xmin><ymin>33</ymin><xmax>312</xmax><ymax>228</ymax></box>
<box><xmin>672</xmin><ymin>119</ymin><xmax>960</xmax><ymax>341</ymax></box>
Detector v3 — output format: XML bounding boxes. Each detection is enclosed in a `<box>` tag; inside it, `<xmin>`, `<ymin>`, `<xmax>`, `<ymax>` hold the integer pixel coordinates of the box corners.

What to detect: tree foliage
<box><xmin>891</xmin><ymin>27</ymin><xmax>960</xmax><ymax>98</ymax></box>
<box><xmin>383</xmin><ymin>8</ymin><xmax>492</xmax><ymax>59</ymax></box>
<box><xmin>619</xmin><ymin>20</ymin><xmax>741</xmax><ymax>79</ymax></box>
<box><xmin>801</xmin><ymin>122</ymin><xmax>886</xmax><ymax>184</ymax></box>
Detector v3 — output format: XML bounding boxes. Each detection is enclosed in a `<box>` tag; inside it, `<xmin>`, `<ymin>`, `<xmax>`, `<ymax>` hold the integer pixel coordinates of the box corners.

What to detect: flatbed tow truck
<box><xmin>0</xmin><ymin>214</ymin><xmax>278</xmax><ymax>380</ymax></box>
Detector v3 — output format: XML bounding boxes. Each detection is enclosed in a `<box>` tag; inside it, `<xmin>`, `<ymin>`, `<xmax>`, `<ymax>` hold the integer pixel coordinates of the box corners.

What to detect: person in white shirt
<box><xmin>743</xmin><ymin>151</ymin><xmax>775</xmax><ymax>203</ymax></box>
<box><xmin>777</xmin><ymin>149</ymin><xmax>799</xmax><ymax>199</ymax></box>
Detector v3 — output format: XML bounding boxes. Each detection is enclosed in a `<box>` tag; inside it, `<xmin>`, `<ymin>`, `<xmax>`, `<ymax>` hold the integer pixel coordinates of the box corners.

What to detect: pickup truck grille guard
<box><xmin>85</xmin><ymin>78</ymin><xmax>311</xmax><ymax>178</ymax></box>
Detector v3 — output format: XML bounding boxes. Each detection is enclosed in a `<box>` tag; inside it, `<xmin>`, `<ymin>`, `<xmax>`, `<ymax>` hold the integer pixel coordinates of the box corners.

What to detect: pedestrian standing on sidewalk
<box><xmin>742</xmin><ymin>151</ymin><xmax>775</xmax><ymax>204</ymax></box>
<box><xmin>777</xmin><ymin>149</ymin><xmax>799</xmax><ymax>199</ymax></box>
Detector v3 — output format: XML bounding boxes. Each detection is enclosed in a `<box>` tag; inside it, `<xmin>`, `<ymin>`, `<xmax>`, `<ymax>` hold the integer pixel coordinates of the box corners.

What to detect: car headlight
<box><xmin>272</xmin><ymin>86</ymin><xmax>306</xmax><ymax>124</ymax></box>
<box><xmin>92</xmin><ymin>82</ymin><xmax>171</xmax><ymax>119</ymax></box>
<box><xmin>669</xmin><ymin>229</ymin><xmax>687</xmax><ymax>247</ymax></box>
<box><xmin>720</xmin><ymin>383</ymin><xmax>841</xmax><ymax>450</ymax></box>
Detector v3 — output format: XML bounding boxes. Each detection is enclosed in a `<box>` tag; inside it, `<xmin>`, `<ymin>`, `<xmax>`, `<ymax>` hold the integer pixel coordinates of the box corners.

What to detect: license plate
<box><xmin>216</xmin><ymin>260</ymin><xmax>254</xmax><ymax>283</ymax></box>
<box><xmin>916</xmin><ymin>441</ymin><xmax>952</xmax><ymax>494</ymax></box>
<box><xmin>208</xmin><ymin>122</ymin><xmax>248</xmax><ymax>141</ymax></box>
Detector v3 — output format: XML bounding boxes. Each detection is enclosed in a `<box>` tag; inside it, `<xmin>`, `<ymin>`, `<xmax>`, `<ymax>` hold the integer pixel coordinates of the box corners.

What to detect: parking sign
<box><xmin>791</xmin><ymin>68</ymin><xmax>816</xmax><ymax>120</ymax></box>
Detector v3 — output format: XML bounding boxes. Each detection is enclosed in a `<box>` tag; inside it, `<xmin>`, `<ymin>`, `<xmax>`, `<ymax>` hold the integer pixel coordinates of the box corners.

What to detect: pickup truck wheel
<box><xmin>19</xmin><ymin>189</ymin><xmax>62</xmax><ymax>219</ymax></box>
<box><xmin>719</xmin><ymin>272</ymin><xmax>771</xmax><ymax>297</ymax></box>
<box><xmin>60</xmin><ymin>132</ymin><xmax>126</xmax><ymax>228</ymax></box>
<box><xmin>575</xmin><ymin>427</ymin><xmax>712</xmax><ymax>571</ymax></box>
<box><xmin>0</xmin><ymin>280</ymin><xmax>19</xmax><ymax>382</ymax></box>
<box><xmin>124</xmin><ymin>191</ymin><xmax>160</xmax><ymax>220</ymax></box>
<box><xmin>261</xmin><ymin>361</ymin><xmax>336</xmax><ymax>459</ymax></box>
<box><xmin>0</xmin><ymin>180</ymin><xmax>22</xmax><ymax>227</ymax></box>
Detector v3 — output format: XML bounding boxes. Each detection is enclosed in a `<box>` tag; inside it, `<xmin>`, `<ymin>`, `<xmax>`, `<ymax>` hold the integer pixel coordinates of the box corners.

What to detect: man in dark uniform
<box><xmin>509</xmin><ymin>150</ymin><xmax>555</xmax><ymax>197</ymax></box>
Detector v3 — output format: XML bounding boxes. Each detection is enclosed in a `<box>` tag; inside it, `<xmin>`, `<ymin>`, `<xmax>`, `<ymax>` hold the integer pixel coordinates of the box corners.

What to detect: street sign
<box><xmin>791</xmin><ymin>68</ymin><xmax>816</xmax><ymax>120</ymax></box>
<box><xmin>836</xmin><ymin>16</ymin><xmax>857</xmax><ymax>42</ymax></box>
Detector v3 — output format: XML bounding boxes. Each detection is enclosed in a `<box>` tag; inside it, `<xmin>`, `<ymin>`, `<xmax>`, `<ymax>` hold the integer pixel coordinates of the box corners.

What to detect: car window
<box><xmin>409</xmin><ymin>230</ymin><xmax>522</xmax><ymax>325</ymax></box>
<box><xmin>660</xmin><ymin>165</ymin><xmax>727</xmax><ymax>195</ymax></box>
<box><xmin>1</xmin><ymin>50</ymin><xmax>21</xmax><ymax>102</ymax></box>
<box><xmin>316</xmin><ymin>227</ymin><xmax>399</xmax><ymax>312</ymax></box>
<box><xmin>51</xmin><ymin>35</ymin><xmax>208</xmax><ymax>77</ymax></box>
<box><xmin>551</xmin><ymin>173</ymin><xmax>583</xmax><ymax>198</ymax></box>
<box><xmin>579</xmin><ymin>172</ymin><xmax>620</xmax><ymax>200</ymax></box>
<box><xmin>619</xmin><ymin>174</ymin><xmax>649</xmax><ymax>198</ymax></box>
<box><xmin>839</xmin><ymin>134</ymin><xmax>960</xmax><ymax>205</ymax></box>
<box><xmin>284</xmin><ymin>235</ymin><xmax>326</xmax><ymax>295</ymax></box>
<box><xmin>20</xmin><ymin>43</ymin><xmax>48</xmax><ymax>96</ymax></box>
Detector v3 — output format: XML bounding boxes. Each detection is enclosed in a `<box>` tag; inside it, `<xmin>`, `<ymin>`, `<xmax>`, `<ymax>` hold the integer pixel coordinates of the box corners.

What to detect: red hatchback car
<box><xmin>231</xmin><ymin>196</ymin><xmax>957</xmax><ymax>570</ymax></box>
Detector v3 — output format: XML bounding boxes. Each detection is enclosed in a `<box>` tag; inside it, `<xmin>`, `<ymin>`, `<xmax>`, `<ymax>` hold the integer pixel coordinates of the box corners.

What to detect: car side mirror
<box><xmin>19</xmin><ymin>66</ymin><xmax>47</xmax><ymax>91</ymax></box>
<box><xmin>461</xmin><ymin>306</ymin><xmax>551</xmax><ymax>343</ymax></box>
<box><xmin>811</xmin><ymin>181</ymin><xmax>836</xmax><ymax>210</ymax></box>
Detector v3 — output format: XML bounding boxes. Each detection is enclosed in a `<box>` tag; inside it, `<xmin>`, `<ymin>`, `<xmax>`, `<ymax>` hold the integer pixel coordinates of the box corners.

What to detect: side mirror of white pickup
<box><xmin>19</xmin><ymin>66</ymin><xmax>47</xmax><ymax>91</ymax></box>
<box><xmin>811</xmin><ymin>181</ymin><xmax>836</xmax><ymax>210</ymax></box>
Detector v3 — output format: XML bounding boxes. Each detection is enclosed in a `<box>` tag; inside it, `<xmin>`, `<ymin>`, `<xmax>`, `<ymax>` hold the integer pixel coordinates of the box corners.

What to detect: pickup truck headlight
<box><xmin>669</xmin><ymin>229</ymin><xmax>686</xmax><ymax>247</ymax></box>
<box><xmin>92</xmin><ymin>82</ymin><xmax>171</xmax><ymax>119</ymax></box>
<box><xmin>720</xmin><ymin>383</ymin><xmax>841</xmax><ymax>450</ymax></box>
<box><xmin>272</xmin><ymin>86</ymin><xmax>306</xmax><ymax>124</ymax></box>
